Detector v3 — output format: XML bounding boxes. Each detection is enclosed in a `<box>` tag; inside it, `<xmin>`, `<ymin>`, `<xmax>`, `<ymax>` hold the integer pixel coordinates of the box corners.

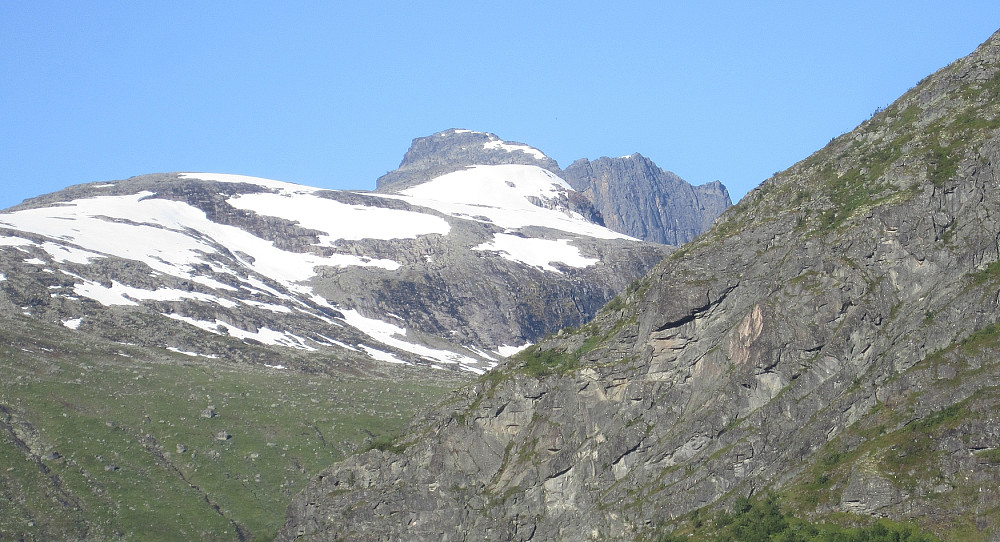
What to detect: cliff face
<box><xmin>279</xmin><ymin>29</ymin><xmax>1000</xmax><ymax>541</ymax></box>
<box><xmin>562</xmin><ymin>154</ymin><xmax>731</xmax><ymax>245</ymax></box>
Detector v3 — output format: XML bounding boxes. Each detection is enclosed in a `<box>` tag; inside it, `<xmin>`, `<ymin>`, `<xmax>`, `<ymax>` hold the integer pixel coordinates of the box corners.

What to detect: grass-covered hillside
<box><xmin>0</xmin><ymin>314</ymin><xmax>463</xmax><ymax>541</ymax></box>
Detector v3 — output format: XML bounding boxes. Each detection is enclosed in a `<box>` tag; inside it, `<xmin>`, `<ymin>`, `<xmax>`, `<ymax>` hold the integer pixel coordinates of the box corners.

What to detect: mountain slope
<box><xmin>0</xmin><ymin>311</ymin><xmax>461</xmax><ymax>541</ymax></box>
<box><xmin>0</xmin><ymin>164</ymin><xmax>668</xmax><ymax>376</ymax></box>
<box><xmin>562</xmin><ymin>154</ymin><xmax>731</xmax><ymax>245</ymax></box>
<box><xmin>278</xmin><ymin>29</ymin><xmax>1000</xmax><ymax>541</ymax></box>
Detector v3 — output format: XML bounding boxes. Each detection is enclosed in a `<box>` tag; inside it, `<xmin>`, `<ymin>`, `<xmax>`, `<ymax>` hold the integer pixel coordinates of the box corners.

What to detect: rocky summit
<box><xmin>375</xmin><ymin>129</ymin><xmax>562</xmax><ymax>192</ymax></box>
<box><xmin>279</xmin><ymin>30</ymin><xmax>1000</xmax><ymax>541</ymax></box>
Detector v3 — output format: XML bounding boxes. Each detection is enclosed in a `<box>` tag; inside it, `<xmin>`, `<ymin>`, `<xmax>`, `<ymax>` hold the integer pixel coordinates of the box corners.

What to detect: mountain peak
<box><xmin>563</xmin><ymin>154</ymin><xmax>731</xmax><ymax>245</ymax></box>
<box><xmin>375</xmin><ymin>129</ymin><xmax>560</xmax><ymax>192</ymax></box>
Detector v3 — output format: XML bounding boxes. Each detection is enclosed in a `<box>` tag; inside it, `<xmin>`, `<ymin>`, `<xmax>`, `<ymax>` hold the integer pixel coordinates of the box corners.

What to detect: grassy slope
<box><xmin>0</xmin><ymin>315</ymin><xmax>463</xmax><ymax>541</ymax></box>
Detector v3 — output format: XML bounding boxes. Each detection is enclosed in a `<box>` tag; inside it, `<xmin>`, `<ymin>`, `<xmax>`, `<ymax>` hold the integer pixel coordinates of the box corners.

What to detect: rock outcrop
<box><xmin>278</xmin><ymin>29</ymin><xmax>1000</xmax><ymax>541</ymax></box>
<box><xmin>562</xmin><ymin>154</ymin><xmax>731</xmax><ymax>245</ymax></box>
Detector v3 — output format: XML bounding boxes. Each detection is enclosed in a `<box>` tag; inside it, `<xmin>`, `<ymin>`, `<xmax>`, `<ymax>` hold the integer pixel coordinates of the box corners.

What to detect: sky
<box><xmin>2</xmin><ymin>2</ymin><xmax>999</xmax><ymax>211</ymax></box>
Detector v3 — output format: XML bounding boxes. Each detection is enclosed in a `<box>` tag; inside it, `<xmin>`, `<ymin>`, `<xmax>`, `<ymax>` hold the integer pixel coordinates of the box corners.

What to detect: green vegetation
<box><xmin>647</xmin><ymin>494</ymin><xmax>938</xmax><ymax>542</ymax></box>
<box><xmin>974</xmin><ymin>448</ymin><xmax>1000</xmax><ymax>463</ymax></box>
<box><xmin>0</xmin><ymin>316</ymin><xmax>458</xmax><ymax>540</ymax></box>
<box><xmin>814</xmin><ymin>164</ymin><xmax>898</xmax><ymax>232</ymax></box>
<box><xmin>363</xmin><ymin>433</ymin><xmax>410</xmax><ymax>454</ymax></box>
<box><xmin>776</xmin><ymin>315</ymin><xmax>1000</xmax><ymax>541</ymax></box>
<box><xmin>966</xmin><ymin>260</ymin><xmax>1000</xmax><ymax>286</ymax></box>
<box><xmin>512</xmin><ymin>320</ymin><xmax>616</xmax><ymax>377</ymax></box>
<box><xmin>958</xmin><ymin>321</ymin><xmax>1000</xmax><ymax>354</ymax></box>
<box><xmin>515</xmin><ymin>344</ymin><xmax>579</xmax><ymax>377</ymax></box>
<box><xmin>927</xmin><ymin>138</ymin><xmax>961</xmax><ymax>187</ymax></box>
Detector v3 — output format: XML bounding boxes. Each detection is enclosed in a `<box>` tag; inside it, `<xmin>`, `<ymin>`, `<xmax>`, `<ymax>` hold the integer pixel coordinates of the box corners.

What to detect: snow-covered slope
<box><xmin>0</xmin><ymin>168</ymin><xmax>668</xmax><ymax>375</ymax></box>
<box><xmin>394</xmin><ymin>164</ymin><xmax>627</xmax><ymax>239</ymax></box>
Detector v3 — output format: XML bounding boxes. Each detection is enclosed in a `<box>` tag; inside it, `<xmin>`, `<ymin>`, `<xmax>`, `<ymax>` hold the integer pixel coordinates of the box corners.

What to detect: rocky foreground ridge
<box><xmin>279</xmin><ymin>30</ymin><xmax>1000</xmax><ymax>540</ymax></box>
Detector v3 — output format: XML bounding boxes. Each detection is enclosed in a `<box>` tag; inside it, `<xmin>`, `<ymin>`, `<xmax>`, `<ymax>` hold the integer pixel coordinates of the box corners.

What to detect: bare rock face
<box><xmin>562</xmin><ymin>154</ymin><xmax>731</xmax><ymax>245</ymax></box>
<box><xmin>278</xmin><ymin>29</ymin><xmax>1000</xmax><ymax>541</ymax></box>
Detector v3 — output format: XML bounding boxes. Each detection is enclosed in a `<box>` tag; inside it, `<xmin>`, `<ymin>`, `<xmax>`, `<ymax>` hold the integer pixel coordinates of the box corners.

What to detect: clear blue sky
<box><xmin>2</xmin><ymin>2</ymin><xmax>998</xmax><ymax>210</ymax></box>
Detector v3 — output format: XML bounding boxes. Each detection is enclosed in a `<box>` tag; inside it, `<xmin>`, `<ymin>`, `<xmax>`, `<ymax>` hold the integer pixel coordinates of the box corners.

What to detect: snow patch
<box><xmin>359</xmin><ymin>345</ymin><xmax>410</xmax><ymax>365</ymax></box>
<box><xmin>465</xmin><ymin>346</ymin><xmax>498</xmax><ymax>361</ymax></box>
<box><xmin>391</xmin><ymin>165</ymin><xmax>631</xmax><ymax>240</ymax></box>
<box><xmin>0</xmin><ymin>236</ymin><xmax>32</xmax><ymax>247</ymax></box>
<box><xmin>74</xmin><ymin>280</ymin><xmax>139</xmax><ymax>306</ymax></box>
<box><xmin>226</xmin><ymin>191</ymin><xmax>450</xmax><ymax>244</ymax></box>
<box><xmin>483</xmin><ymin>139</ymin><xmax>548</xmax><ymax>161</ymax></box>
<box><xmin>475</xmin><ymin>234</ymin><xmax>599</xmax><ymax>273</ymax></box>
<box><xmin>41</xmin><ymin>242</ymin><xmax>101</xmax><ymax>264</ymax></box>
<box><xmin>340</xmin><ymin>308</ymin><xmax>406</xmax><ymax>339</ymax></box>
<box><xmin>24</xmin><ymin>257</ymin><xmax>46</xmax><ymax>265</ymax></box>
<box><xmin>163</xmin><ymin>314</ymin><xmax>317</xmax><ymax>350</ymax></box>
<box><xmin>0</xmin><ymin>191</ymin><xmax>401</xmax><ymax>299</ymax></box>
<box><xmin>178</xmin><ymin>172</ymin><xmax>319</xmax><ymax>195</ymax></box>
<box><xmin>62</xmin><ymin>318</ymin><xmax>82</xmax><ymax>330</ymax></box>
<box><xmin>167</xmin><ymin>346</ymin><xmax>218</xmax><ymax>359</ymax></box>
<box><xmin>164</xmin><ymin>314</ymin><xmax>220</xmax><ymax>333</ymax></box>
<box><xmin>241</xmin><ymin>299</ymin><xmax>293</xmax><ymax>313</ymax></box>
<box><xmin>72</xmin><ymin>279</ymin><xmax>233</xmax><ymax>307</ymax></box>
<box><xmin>496</xmin><ymin>342</ymin><xmax>532</xmax><ymax>357</ymax></box>
<box><xmin>341</xmin><ymin>308</ymin><xmax>488</xmax><ymax>370</ymax></box>
<box><xmin>225</xmin><ymin>325</ymin><xmax>317</xmax><ymax>351</ymax></box>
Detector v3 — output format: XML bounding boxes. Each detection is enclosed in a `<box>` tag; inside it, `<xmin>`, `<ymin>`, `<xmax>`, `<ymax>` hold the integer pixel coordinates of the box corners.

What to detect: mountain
<box><xmin>0</xmin><ymin>164</ymin><xmax>667</xmax><ymax>376</ymax></box>
<box><xmin>278</xmin><ymin>29</ymin><xmax>1000</xmax><ymax>541</ymax></box>
<box><xmin>379</xmin><ymin>129</ymin><xmax>732</xmax><ymax>245</ymax></box>
<box><xmin>0</xmin><ymin>126</ymin><xmax>733</xmax><ymax>539</ymax></box>
<box><xmin>0</xmin><ymin>138</ymin><xmax>678</xmax><ymax>539</ymax></box>
<box><xmin>562</xmin><ymin>154</ymin><xmax>732</xmax><ymax>245</ymax></box>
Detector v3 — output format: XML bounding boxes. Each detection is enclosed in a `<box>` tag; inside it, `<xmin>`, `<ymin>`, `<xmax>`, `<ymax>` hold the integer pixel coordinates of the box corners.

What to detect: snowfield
<box><xmin>0</xmin><ymin>191</ymin><xmax>403</xmax><ymax>286</ymax></box>
<box><xmin>225</xmin><ymin>191</ymin><xmax>451</xmax><ymax>243</ymax></box>
<box><xmin>393</xmin><ymin>164</ymin><xmax>631</xmax><ymax>240</ymax></box>
<box><xmin>0</xmin><ymin>167</ymin><xmax>642</xmax><ymax>373</ymax></box>
<box><xmin>474</xmin><ymin>234</ymin><xmax>599</xmax><ymax>273</ymax></box>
